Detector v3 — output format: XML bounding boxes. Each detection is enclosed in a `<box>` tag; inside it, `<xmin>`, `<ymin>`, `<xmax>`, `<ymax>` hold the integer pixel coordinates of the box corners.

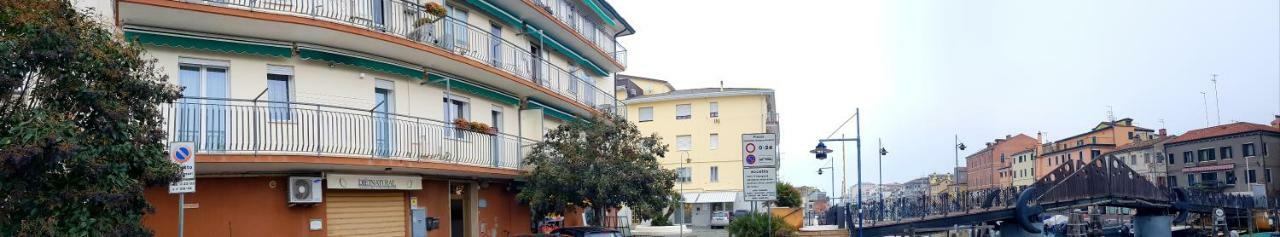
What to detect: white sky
<box><xmin>610</xmin><ymin>0</ymin><xmax>1280</xmax><ymax>197</ymax></box>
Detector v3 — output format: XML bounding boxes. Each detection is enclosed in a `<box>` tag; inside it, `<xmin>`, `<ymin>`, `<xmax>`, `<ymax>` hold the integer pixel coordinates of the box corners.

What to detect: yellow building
<box><xmin>620</xmin><ymin>75</ymin><xmax>778</xmax><ymax>227</ymax></box>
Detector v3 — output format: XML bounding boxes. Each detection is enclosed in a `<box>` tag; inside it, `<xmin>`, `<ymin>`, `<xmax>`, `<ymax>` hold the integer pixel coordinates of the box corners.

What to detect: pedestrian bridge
<box><xmin>847</xmin><ymin>158</ymin><xmax>1264</xmax><ymax>236</ymax></box>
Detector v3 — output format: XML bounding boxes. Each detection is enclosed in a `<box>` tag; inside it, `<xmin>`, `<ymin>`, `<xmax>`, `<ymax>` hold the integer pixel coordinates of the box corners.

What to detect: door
<box><xmin>177</xmin><ymin>64</ymin><xmax>227</xmax><ymax>151</ymax></box>
<box><xmin>326</xmin><ymin>191</ymin><xmax>406</xmax><ymax>236</ymax></box>
<box><xmin>450</xmin><ymin>199</ymin><xmax>464</xmax><ymax>237</ymax></box>
<box><xmin>374</xmin><ymin>87</ymin><xmax>392</xmax><ymax>157</ymax></box>
<box><xmin>370</xmin><ymin>0</ymin><xmax>385</xmax><ymax>28</ymax></box>
<box><xmin>489</xmin><ymin>23</ymin><xmax>502</xmax><ymax>67</ymax></box>
<box><xmin>490</xmin><ymin>109</ymin><xmax>502</xmax><ymax>167</ymax></box>
<box><xmin>446</xmin><ymin>7</ymin><xmax>469</xmax><ymax>52</ymax></box>
<box><xmin>529</xmin><ymin>44</ymin><xmax>544</xmax><ymax>86</ymax></box>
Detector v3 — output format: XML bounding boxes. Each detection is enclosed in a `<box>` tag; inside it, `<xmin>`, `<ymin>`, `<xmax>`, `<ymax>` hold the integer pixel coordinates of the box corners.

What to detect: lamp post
<box><xmin>954</xmin><ymin>135</ymin><xmax>966</xmax><ymax>193</ymax></box>
<box><xmin>877</xmin><ymin>139</ymin><xmax>887</xmax><ymax>223</ymax></box>
<box><xmin>813</xmin><ymin>108</ymin><xmax>862</xmax><ymax>237</ymax></box>
<box><xmin>819</xmin><ymin>166</ymin><xmax>835</xmax><ymax>212</ymax></box>
<box><xmin>679</xmin><ymin>151</ymin><xmax>689</xmax><ymax>237</ymax></box>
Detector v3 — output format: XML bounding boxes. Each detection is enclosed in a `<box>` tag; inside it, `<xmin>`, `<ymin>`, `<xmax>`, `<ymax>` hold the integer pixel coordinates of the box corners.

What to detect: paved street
<box><xmin>634</xmin><ymin>226</ymin><xmax>728</xmax><ymax>237</ymax></box>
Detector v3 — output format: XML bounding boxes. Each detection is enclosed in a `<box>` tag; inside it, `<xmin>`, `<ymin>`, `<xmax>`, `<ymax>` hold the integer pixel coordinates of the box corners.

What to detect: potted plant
<box><xmin>424</xmin><ymin>2</ymin><xmax>447</xmax><ymax>18</ymax></box>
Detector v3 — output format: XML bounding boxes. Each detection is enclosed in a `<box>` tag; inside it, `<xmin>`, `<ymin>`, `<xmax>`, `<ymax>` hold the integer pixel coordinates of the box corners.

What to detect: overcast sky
<box><xmin>611</xmin><ymin>0</ymin><xmax>1280</xmax><ymax>197</ymax></box>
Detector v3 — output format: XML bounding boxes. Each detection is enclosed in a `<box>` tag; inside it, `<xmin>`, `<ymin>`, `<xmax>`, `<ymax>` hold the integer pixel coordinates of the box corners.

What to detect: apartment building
<box><xmin>1036</xmin><ymin>118</ymin><xmax>1155</xmax><ymax>179</ymax></box>
<box><xmin>1010</xmin><ymin>148</ymin><xmax>1037</xmax><ymax>188</ymax></box>
<box><xmin>964</xmin><ymin>134</ymin><xmax>1039</xmax><ymax>190</ymax></box>
<box><xmin>1165</xmin><ymin>122</ymin><xmax>1280</xmax><ymax>197</ymax></box>
<box><xmin>1101</xmin><ymin>130</ymin><xmax>1175</xmax><ymax>187</ymax></box>
<box><xmin>81</xmin><ymin>0</ymin><xmax>634</xmax><ymax>235</ymax></box>
<box><xmin>614</xmin><ymin>74</ymin><xmax>675</xmax><ymax>100</ymax></box>
<box><xmin>621</xmin><ymin>80</ymin><xmax>778</xmax><ymax>227</ymax></box>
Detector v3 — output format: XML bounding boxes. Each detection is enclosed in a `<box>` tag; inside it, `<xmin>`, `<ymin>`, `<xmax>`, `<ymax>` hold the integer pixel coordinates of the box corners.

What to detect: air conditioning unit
<box><xmin>289</xmin><ymin>177</ymin><xmax>324</xmax><ymax>204</ymax></box>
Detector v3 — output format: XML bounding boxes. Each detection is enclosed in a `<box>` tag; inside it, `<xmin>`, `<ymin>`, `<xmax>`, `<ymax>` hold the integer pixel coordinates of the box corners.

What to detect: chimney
<box><xmin>1158</xmin><ymin>128</ymin><xmax>1167</xmax><ymax>138</ymax></box>
<box><xmin>1005</xmin><ymin>134</ymin><xmax>1012</xmax><ymax>139</ymax></box>
<box><xmin>1272</xmin><ymin>115</ymin><xmax>1280</xmax><ymax>129</ymax></box>
<box><xmin>1036</xmin><ymin>132</ymin><xmax>1043</xmax><ymax>144</ymax></box>
<box><xmin>720</xmin><ymin>81</ymin><xmax>724</xmax><ymax>92</ymax></box>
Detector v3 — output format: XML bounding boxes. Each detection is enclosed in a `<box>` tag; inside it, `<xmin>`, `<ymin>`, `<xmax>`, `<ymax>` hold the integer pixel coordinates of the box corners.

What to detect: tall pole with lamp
<box><xmin>811</xmin><ymin>108</ymin><xmax>862</xmax><ymax>237</ymax></box>
<box><xmin>954</xmin><ymin>135</ymin><xmax>966</xmax><ymax>193</ymax></box>
<box><xmin>877</xmin><ymin>139</ymin><xmax>887</xmax><ymax>223</ymax></box>
<box><xmin>679</xmin><ymin>151</ymin><xmax>689</xmax><ymax>237</ymax></box>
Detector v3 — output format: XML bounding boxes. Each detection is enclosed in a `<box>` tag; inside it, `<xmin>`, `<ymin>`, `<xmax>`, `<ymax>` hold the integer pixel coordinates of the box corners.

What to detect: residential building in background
<box><xmin>1165</xmin><ymin>122</ymin><xmax>1280</xmax><ymax>197</ymax></box>
<box><xmin>1037</xmin><ymin>118</ymin><xmax>1155</xmax><ymax>179</ymax></box>
<box><xmin>900</xmin><ymin>177</ymin><xmax>931</xmax><ymax>198</ymax></box>
<box><xmin>88</xmin><ymin>0</ymin><xmax>633</xmax><ymax>235</ymax></box>
<box><xmin>615</xmin><ymin>74</ymin><xmax>675</xmax><ymax>100</ymax></box>
<box><xmin>621</xmin><ymin>78</ymin><xmax>779</xmax><ymax>227</ymax></box>
<box><xmin>1101</xmin><ymin>130</ymin><xmax>1175</xmax><ymax>186</ymax></box>
<box><xmin>1010</xmin><ymin>148</ymin><xmax>1037</xmax><ymax>187</ymax></box>
<box><xmin>928</xmin><ymin>173</ymin><xmax>956</xmax><ymax>196</ymax></box>
<box><xmin>964</xmin><ymin>134</ymin><xmax>1039</xmax><ymax>190</ymax></box>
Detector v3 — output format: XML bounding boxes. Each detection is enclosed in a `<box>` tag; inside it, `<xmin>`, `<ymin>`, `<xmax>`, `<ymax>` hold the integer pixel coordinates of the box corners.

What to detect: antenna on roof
<box><xmin>720</xmin><ymin>80</ymin><xmax>724</xmax><ymax>92</ymax></box>
<box><xmin>1106</xmin><ymin>106</ymin><xmax>1116</xmax><ymax>124</ymax></box>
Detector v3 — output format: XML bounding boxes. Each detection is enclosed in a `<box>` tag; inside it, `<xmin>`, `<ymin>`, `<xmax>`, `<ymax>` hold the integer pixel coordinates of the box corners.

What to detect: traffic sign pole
<box><xmin>168</xmin><ymin>142</ymin><xmax>196</xmax><ymax>237</ymax></box>
<box><xmin>178</xmin><ymin>193</ymin><xmax>184</xmax><ymax>237</ymax></box>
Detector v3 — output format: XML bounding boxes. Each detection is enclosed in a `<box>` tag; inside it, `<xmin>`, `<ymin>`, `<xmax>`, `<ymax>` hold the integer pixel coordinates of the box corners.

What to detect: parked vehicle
<box><xmin>549</xmin><ymin>227</ymin><xmax>622</xmax><ymax>237</ymax></box>
<box><xmin>711</xmin><ymin>211</ymin><xmax>731</xmax><ymax>228</ymax></box>
<box><xmin>732</xmin><ymin>210</ymin><xmax>750</xmax><ymax>220</ymax></box>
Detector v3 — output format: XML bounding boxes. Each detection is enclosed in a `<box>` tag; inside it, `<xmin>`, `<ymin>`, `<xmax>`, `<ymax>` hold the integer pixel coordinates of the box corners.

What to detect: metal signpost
<box><xmin>168</xmin><ymin>142</ymin><xmax>196</xmax><ymax>237</ymax></box>
<box><xmin>743</xmin><ymin>133</ymin><xmax>778</xmax><ymax>236</ymax></box>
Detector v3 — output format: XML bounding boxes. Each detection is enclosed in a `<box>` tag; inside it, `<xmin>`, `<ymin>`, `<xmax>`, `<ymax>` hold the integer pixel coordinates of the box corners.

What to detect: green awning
<box><xmin>466</xmin><ymin>0</ymin><xmax>523</xmax><ymax>27</ymax></box>
<box><xmin>582</xmin><ymin>0</ymin><xmax>618</xmax><ymax>27</ymax></box>
<box><xmin>123</xmin><ymin>30</ymin><xmax>292</xmax><ymax>58</ymax></box>
<box><xmin>298</xmin><ymin>48</ymin><xmax>423</xmax><ymax>79</ymax></box>
<box><xmin>523</xmin><ymin>24</ymin><xmax>609</xmax><ymax>76</ymax></box>
<box><xmin>528</xmin><ymin>99</ymin><xmax>579</xmax><ymax>123</ymax></box>
<box><xmin>427</xmin><ymin>73</ymin><xmax>520</xmax><ymax>106</ymax></box>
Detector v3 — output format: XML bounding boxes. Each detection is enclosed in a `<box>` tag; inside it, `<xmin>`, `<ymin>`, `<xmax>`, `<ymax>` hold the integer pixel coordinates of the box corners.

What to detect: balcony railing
<box><xmin>529</xmin><ymin>0</ymin><xmax>627</xmax><ymax>66</ymax></box>
<box><xmin>184</xmin><ymin>0</ymin><xmax>624</xmax><ymax>116</ymax></box>
<box><xmin>164</xmin><ymin>97</ymin><xmax>534</xmax><ymax>170</ymax></box>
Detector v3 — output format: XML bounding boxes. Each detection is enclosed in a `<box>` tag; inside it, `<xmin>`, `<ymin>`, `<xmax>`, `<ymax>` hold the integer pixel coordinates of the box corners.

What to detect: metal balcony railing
<box><xmin>529</xmin><ymin>0</ymin><xmax>627</xmax><ymax>66</ymax></box>
<box><xmin>185</xmin><ymin>0</ymin><xmax>624</xmax><ymax>117</ymax></box>
<box><xmin>164</xmin><ymin>97</ymin><xmax>535</xmax><ymax>170</ymax></box>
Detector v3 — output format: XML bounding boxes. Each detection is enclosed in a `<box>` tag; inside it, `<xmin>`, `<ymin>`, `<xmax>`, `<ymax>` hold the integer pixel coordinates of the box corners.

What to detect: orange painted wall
<box><xmin>410</xmin><ymin>179</ymin><xmax>452</xmax><ymax>237</ymax></box>
<box><xmin>142</xmin><ymin>177</ymin><xmax>326</xmax><ymax>237</ymax></box>
<box><xmin>478</xmin><ymin>183</ymin><xmax>534</xmax><ymax>236</ymax></box>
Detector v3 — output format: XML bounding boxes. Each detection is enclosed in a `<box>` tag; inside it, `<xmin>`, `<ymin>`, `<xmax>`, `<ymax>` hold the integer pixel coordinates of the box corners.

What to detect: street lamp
<box><xmin>678</xmin><ymin>151</ymin><xmax>690</xmax><ymax>237</ymax></box>
<box><xmin>814</xmin><ymin>108</ymin><xmax>862</xmax><ymax>237</ymax></box>
<box><xmin>954</xmin><ymin>135</ymin><xmax>966</xmax><ymax>193</ymax></box>
<box><xmin>877</xmin><ymin>139</ymin><xmax>887</xmax><ymax>223</ymax></box>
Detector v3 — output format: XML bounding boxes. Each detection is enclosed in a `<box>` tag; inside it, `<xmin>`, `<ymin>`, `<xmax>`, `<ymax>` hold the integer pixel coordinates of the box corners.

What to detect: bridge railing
<box><xmin>864</xmin><ymin>187</ymin><xmax>1024</xmax><ymax>224</ymax></box>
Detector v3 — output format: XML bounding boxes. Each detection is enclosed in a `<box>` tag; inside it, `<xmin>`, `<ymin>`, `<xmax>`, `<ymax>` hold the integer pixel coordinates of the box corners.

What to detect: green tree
<box><xmin>0</xmin><ymin>0</ymin><xmax>181</xmax><ymax>235</ymax></box>
<box><xmin>517</xmin><ymin>114</ymin><xmax>678</xmax><ymax>226</ymax></box>
<box><xmin>775</xmin><ymin>182</ymin><xmax>802</xmax><ymax>208</ymax></box>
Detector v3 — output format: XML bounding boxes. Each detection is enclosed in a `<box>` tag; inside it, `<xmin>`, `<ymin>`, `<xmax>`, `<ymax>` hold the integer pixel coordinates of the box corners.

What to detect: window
<box><xmin>447</xmin><ymin>6</ymin><xmax>469</xmax><ymax>48</ymax></box>
<box><xmin>1129</xmin><ymin>156</ymin><xmax>1136</xmax><ymax>165</ymax></box>
<box><xmin>1090</xmin><ymin>150</ymin><xmax>1100</xmax><ymax>159</ymax></box>
<box><xmin>1144</xmin><ymin>153</ymin><xmax>1151</xmax><ymax>163</ymax></box>
<box><xmin>709</xmin><ymin>102</ymin><xmax>719</xmax><ymax>118</ymax></box>
<box><xmin>1183</xmin><ymin>151</ymin><xmax>1193</xmax><ymax>163</ymax></box>
<box><xmin>266</xmin><ymin>70</ymin><xmax>292</xmax><ymax>121</ymax></box>
<box><xmin>1267</xmin><ymin>168</ymin><xmax>1273</xmax><ymax>183</ymax></box>
<box><xmin>1187</xmin><ymin>174</ymin><xmax>1196</xmax><ymax>185</ymax></box>
<box><xmin>1168</xmin><ymin>176</ymin><xmax>1178</xmax><ymax>187</ymax></box>
<box><xmin>638</xmin><ymin>107</ymin><xmax>653</xmax><ymax>122</ymax></box>
<box><xmin>677</xmin><ymin>135</ymin><xmax>692</xmax><ymax>151</ymax></box>
<box><xmin>1199</xmin><ymin>148</ymin><xmax>1216</xmax><ymax>161</ymax></box>
<box><xmin>1244</xmin><ymin>143</ymin><xmax>1257</xmax><ymax>157</ymax></box>
<box><xmin>1249</xmin><ymin>169</ymin><xmax>1258</xmax><ymax>183</ymax></box>
<box><xmin>489</xmin><ymin>23</ymin><xmax>502</xmax><ymax>66</ymax></box>
<box><xmin>675</xmin><ymin>104</ymin><xmax>691</xmax><ymax>120</ymax></box>
<box><xmin>710</xmin><ymin>166</ymin><xmax>719</xmax><ymax>183</ymax></box>
<box><xmin>1226</xmin><ymin>171</ymin><xmax>1237</xmax><ymax>184</ymax></box>
<box><xmin>1165</xmin><ymin>152</ymin><xmax>1174</xmax><ymax>164</ymax></box>
<box><xmin>1200</xmin><ymin>172</ymin><xmax>1216</xmax><ymax>185</ymax></box>
<box><xmin>676</xmin><ymin>167</ymin><xmax>691</xmax><ymax>183</ymax></box>
<box><xmin>176</xmin><ymin>60</ymin><xmax>229</xmax><ymax>151</ymax></box>
<box><xmin>709</xmin><ymin>133</ymin><xmax>719</xmax><ymax>150</ymax></box>
<box><xmin>443</xmin><ymin>95</ymin><xmax>469</xmax><ymax>139</ymax></box>
<box><xmin>1221</xmin><ymin>147</ymin><xmax>1234</xmax><ymax>159</ymax></box>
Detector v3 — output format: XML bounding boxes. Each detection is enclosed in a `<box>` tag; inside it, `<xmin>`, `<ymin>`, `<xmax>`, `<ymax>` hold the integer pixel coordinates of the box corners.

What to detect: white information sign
<box><xmin>744</xmin><ymin>167</ymin><xmax>778</xmax><ymax>201</ymax></box>
<box><xmin>742</xmin><ymin>133</ymin><xmax>778</xmax><ymax>167</ymax></box>
<box><xmin>327</xmin><ymin>173</ymin><xmax>423</xmax><ymax>190</ymax></box>
<box><xmin>168</xmin><ymin>142</ymin><xmax>196</xmax><ymax>194</ymax></box>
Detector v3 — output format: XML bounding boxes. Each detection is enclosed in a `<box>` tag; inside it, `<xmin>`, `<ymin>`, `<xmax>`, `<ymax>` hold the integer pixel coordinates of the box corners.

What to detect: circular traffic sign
<box><xmin>746</xmin><ymin>155</ymin><xmax>756</xmax><ymax>164</ymax></box>
<box><xmin>745</xmin><ymin>143</ymin><xmax>757</xmax><ymax>153</ymax></box>
<box><xmin>173</xmin><ymin>146</ymin><xmax>191</xmax><ymax>163</ymax></box>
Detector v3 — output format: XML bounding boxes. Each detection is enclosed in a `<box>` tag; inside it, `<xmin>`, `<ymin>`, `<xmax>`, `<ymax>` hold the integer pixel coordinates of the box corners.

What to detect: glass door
<box><xmin>177</xmin><ymin>64</ymin><xmax>227</xmax><ymax>152</ymax></box>
<box><xmin>489</xmin><ymin>23</ymin><xmax>502</xmax><ymax>67</ymax></box>
<box><xmin>374</xmin><ymin>88</ymin><xmax>392</xmax><ymax>157</ymax></box>
<box><xmin>490</xmin><ymin>109</ymin><xmax>502</xmax><ymax>167</ymax></box>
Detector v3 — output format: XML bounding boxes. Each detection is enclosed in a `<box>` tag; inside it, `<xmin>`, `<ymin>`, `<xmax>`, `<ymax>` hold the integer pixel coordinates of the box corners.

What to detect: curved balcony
<box><xmin>155</xmin><ymin>0</ymin><xmax>623</xmax><ymax>116</ymax></box>
<box><xmin>165</xmin><ymin>97</ymin><xmax>534</xmax><ymax>171</ymax></box>
<box><xmin>528</xmin><ymin>0</ymin><xmax>628</xmax><ymax>66</ymax></box>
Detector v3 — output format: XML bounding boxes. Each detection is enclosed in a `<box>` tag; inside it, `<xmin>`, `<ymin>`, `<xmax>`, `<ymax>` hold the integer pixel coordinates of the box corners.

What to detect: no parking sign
<box><xmin>168</xmin><ymin>142</ymin><xmax>196</xmax><ymax>194</ymax></box>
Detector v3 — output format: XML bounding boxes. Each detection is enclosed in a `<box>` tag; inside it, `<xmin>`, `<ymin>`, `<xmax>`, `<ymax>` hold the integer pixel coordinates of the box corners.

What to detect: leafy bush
<box><xmin>726</xmin><ymin>213</ymin><xmax>796</xmax><ymax>237</ymax></box>
<box><xmin>649</xmin><ymin>214</ymin><xmax>672</xmax><ymax>226</ymax></box>
<box><xmin>775</xmin><ymin>182</ymin><xmax>803</xmax><ymax>207</ymax></box>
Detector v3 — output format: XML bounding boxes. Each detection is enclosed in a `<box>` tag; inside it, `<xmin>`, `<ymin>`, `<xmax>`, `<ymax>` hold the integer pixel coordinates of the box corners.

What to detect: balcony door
<box><xmin>489</xmin><ymin>23</ymin><xmax>502</xmax><ymax>67</ymax></box>
<box><xmin>445</xmin><ymin>6</ymin><xmax>469</xmax><ymax>53</ymax></box>
<box><xmin>530</xmin><ymin>43</ymin><xmax>544</xmax><ymax>86</ymax></box>
<box><xmin>490</xmin><ymin>108</ymin><xmax>502</xmax><ymax>167</ymax></box>
<box><xmin>373</xmin><ymin>81</ymin><xmax>394</xmax><ymax>157</ymax></box>
<box><xmin>177</xmin><ymin>63</ymin><xmax>227</xmax><ymax>151</ymax></box>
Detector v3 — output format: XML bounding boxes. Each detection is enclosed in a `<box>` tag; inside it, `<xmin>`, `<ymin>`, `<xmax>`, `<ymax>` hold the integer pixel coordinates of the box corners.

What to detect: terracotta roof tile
<box><xmin>1165</xmin><ymin>122</ymin><xmax>1280</xmax><ymax>145</ymax></box>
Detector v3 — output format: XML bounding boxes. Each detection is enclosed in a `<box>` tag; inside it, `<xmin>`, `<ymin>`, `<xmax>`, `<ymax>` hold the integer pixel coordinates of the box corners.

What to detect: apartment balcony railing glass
<box><xmin>185</xmin><ymin>0</ymin><xmax>624</xmax><ymax>116</ymax></box>
<box><xmin>529</xmin><ymin>0</ymin><xmax>627</xmax><ymax>66</ymax></box>
<box><xmin>166</xmin><ymin>97</ymin><xmax>534</xmax><ymax>170</ymax></box>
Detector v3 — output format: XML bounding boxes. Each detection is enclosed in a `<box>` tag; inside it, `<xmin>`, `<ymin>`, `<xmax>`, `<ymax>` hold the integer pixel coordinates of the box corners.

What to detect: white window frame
<box><xmin>710</xmin><ymin>166</ymin><xmax>719</xmax><ymax>183</ymax></box>
<box><xmin>638</xmin><ymin>106</ymin><xmax>653</xmax><ymax>122</ymax></box>
<box><xmin>709</xmin><ymin>102</ymin><xmax>719</xmax><ymax>118</ymax></box>
<box><xmin>266</xmin><ymin>65</ymin><xmax>294</xmax><ymax>121</ymax></box>
<box><xmin>675</xmin><ymin>104</ymin><xmax>691</xmax><ymax>120</ymax></box>
<box><xmin>443</xmin><ymin>94</ymin><xmax>471</xmax><ymax>139</ymax></box>
<box><xmin>676</xmin><ymin>135</ymin><xmax>692</xmax><ymax>151</ymax></box>
<box><xmin>709</xmin><ymin>133</ymin><xmax>719</xmax><ymax>150</ymax></box>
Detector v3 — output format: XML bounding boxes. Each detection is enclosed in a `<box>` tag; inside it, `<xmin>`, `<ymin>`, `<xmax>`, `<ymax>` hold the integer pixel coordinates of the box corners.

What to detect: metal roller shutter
<box><xmin>326</xmin><ymin>191</ymin><xmax>406</xmax><ymax>237</ymax></box>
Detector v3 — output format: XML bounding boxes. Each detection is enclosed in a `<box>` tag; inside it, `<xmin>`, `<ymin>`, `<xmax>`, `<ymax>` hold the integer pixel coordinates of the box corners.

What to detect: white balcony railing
<box><xmin>529</xmin><ymin>0</ymin><xmax>627</xmax><ymax>66</ymax></box>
